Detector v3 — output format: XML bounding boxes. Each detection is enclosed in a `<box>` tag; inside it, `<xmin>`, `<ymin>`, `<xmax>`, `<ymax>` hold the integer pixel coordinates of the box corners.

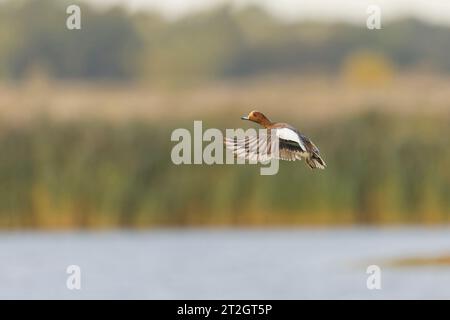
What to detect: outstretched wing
<box><xmin>275</xmin><ymin>128</ymin><xmax>308</xmax><ymax>161</ymax></box>
<box><xmin>224</xmin><ymin>133</ymin><xmax>275</xmax><ymax>162</ymax></box>
<box><xmin>224</xmin><ymin>128</ymin><xmax>308</xmax><ymax>162</ymax></box>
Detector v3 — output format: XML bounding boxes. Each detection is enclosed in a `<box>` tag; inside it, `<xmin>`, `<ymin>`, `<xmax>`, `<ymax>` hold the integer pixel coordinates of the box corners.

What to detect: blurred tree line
<box><xmin>1</xmin><ymin>0</ymin><xmax>450</xmax><ymax>84</ymax></box>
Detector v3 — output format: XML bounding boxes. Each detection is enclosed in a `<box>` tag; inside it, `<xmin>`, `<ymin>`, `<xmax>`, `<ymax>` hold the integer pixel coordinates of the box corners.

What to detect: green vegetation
<box><xmin>0</xmin><ymin>112</ymin><xmax>448</xmax><ymax>228</ymax></box>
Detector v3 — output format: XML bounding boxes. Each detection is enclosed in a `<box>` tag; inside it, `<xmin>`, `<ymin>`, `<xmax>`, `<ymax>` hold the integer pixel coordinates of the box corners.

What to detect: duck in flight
<box><xmin>225</xmin><ymin>110</ymin><xmax>326</xmax><ymax>169</ymax></box>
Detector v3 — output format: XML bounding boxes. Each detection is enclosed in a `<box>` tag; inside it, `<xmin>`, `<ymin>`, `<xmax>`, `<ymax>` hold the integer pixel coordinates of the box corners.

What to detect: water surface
<box><xmin>0</xmin><ymin>228</ymin><xmax>449</xmax><ymax>299</ymax></box>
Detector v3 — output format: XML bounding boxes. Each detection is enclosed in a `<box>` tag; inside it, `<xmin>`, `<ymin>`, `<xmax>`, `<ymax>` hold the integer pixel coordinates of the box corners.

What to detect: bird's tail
<box><xmin>306</xmin><ymin>153</ymin><xmax>326</xmax><ymax>169</ymax></box>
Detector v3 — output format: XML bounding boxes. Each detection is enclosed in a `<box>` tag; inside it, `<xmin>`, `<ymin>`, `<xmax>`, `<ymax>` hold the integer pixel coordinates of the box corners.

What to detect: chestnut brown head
<box><xmin>241</xmin><ymin>110</ymin><xmax>272</xmax><ymax>127</ymax></box>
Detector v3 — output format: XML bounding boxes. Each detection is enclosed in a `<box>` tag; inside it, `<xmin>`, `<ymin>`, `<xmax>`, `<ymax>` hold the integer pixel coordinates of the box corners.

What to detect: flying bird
<box><xmin>225</xmin><ymin>111</ymin><xmax>326</xmax><ymax>169</ymax></box>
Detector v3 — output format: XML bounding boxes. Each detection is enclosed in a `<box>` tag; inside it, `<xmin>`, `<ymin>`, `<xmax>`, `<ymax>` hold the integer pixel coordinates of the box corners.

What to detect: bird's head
<box><xmin>241</xmin><ymin>110</ymin><xmax>271</xmax><ymax>127</ymax></box>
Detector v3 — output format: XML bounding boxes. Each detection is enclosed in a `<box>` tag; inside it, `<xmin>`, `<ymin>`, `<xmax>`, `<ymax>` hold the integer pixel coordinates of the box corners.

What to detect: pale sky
<box><xmin>86</xmin><ymin>0</ymin><xmax>450</xmax><ymax>24</ymax></box>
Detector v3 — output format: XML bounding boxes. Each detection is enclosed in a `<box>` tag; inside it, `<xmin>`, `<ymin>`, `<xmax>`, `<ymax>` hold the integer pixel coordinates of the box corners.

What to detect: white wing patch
<box><xmin>275</xmin><ymin>128</ymin><xmax>306</xmax><ymax>152</ymax></box>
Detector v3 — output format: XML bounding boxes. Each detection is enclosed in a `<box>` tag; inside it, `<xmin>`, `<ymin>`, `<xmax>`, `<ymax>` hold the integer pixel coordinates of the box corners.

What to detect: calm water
<box><xmin>0</xmin><ymin>228</ymin><xmax>450</xmax><ymax>299</ymax></box>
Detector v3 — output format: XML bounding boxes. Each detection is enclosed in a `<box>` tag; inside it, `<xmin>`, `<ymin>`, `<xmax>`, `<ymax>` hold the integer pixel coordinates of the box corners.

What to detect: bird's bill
<box><xmin>241</xmin><ymin>116</ymin><xmax>249</xmax><ymax>120</ymax></box>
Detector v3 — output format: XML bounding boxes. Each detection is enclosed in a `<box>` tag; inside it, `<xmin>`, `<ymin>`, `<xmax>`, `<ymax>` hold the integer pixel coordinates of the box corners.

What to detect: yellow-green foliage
<box><xmin>0</xmin><ymin>112</ymin><xmax>448</xmax><ymax>228</ymax></box>
<box><xmin>342</xmin><ymin>51</ymin><xmax>394</xmax><ymax>87</ymax></box>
